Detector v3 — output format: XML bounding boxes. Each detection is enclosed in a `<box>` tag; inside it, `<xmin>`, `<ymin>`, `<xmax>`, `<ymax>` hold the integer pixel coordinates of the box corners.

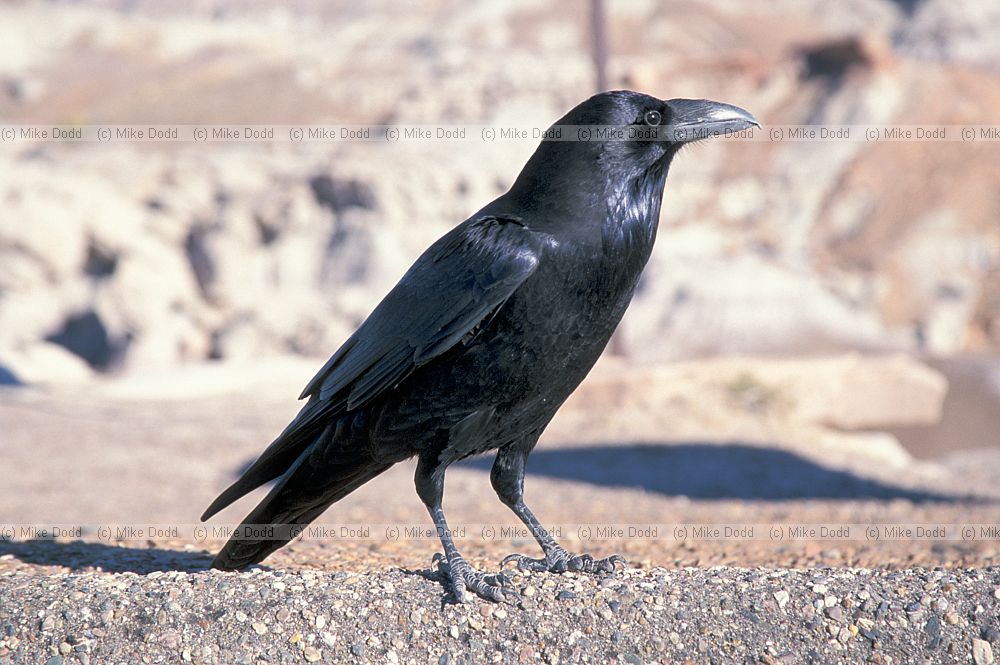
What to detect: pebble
<box><xmin>945</xmin><ymin>612</ymin><xmax>960</xmax><ymax>625</ymax></box>
<box><xmin>774</xmin><ymin>591</ymin><xmax>790</xmax><ymax>609</ymax></box>
<box><xmin>303</xmin><ymin>647</ymin><xmax>322</xmax><ymax>662</ymax></box>
<box><xmin>523</xmin><ymin>586</ymin><xmax>537</xmax><ymax>598</ymax></box>
<box><xmin>924</xmin><ymin>616</ymin><xmax>941</xmax><ymax>638</ymax></box>
<box><xmin>448</xmin><ymin>625</ymin><xmax>459</xmax><ymax>639</ymax></box>
<box><xmin>973</xmin><ymin>639</ymin><xmax>994</xmax><ymax>665</ymax></box>
<box><xmin>825</xmin><ymin>606</ymin><xmax>844</xmax><ymax>621</ymax></box>
<box><xmin>557</xmin><ymin>591</ymin><xmax>576</xmax><ymax>601</ymax></box>
<box><xmin>252</xmin><ymin>622</ymin><xmax>267</xmax><ymax>635</ymax></box>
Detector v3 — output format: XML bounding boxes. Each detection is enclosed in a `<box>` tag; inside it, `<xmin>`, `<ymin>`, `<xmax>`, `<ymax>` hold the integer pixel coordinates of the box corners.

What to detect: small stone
<box><xmin>303</xmin><ymin>647</ymin><xmax>322</xmax><ymax>662</ymax></box>
<box><xmin>812</xmin><ymin>584</ymin><xmax>828</xmax><ymax>594</ymax></box>
<box><xmin>448</xmin><ymin>626</ymin><xmax>459</xmax><ymax>639</ymax></box>
<box><xmin>557</xmin><ymin>591</ymin><xmax>576</xmax><ymax>601</ymax></box>
<box><xmin>973</xmin><ymin>639</ymin><xmax>994</xmax><ymax>665</ymax></box>
<box><xmin>925</xmin><ymin>616</ymin><xmax>942</xmax><ymax>640</ymax></box>
<box><xmin>774</xmin><ymin>591</ymin><xmax>790</xmax><ymax>609</ymax></box>
<box><xmin>523</xmin><ymin>586</ymin><xmax>536</xmax><ymax>598</ymax></box>
<box><xmin>468</xmin><ymin>618</ymin><xmax>483</xmax><ymax>631</ymax></box>
<box><xmin>351</xmin><ymin>643</ymin><xmax>364</xmax><ymax>657</ymax></box>
<box><xmin>276</xmin><ymin>608</ymin><xmax>291</xmax><ymax>622</ymax></box>
<box><xmin>826</xmin><ymin>606</ymin><xmax>845</xmax><ymax>621</ymax></box>
<box><xmin>945</xmin><ymin>612</ymin><xmax>960</xmax><ymax>625</ymax></box>
<box><xmin>494</xmin><ymin>609</ymin><xmax>508</xmax><ymax>620</ymax></box>
<box><xmin>289</xmin><ymin>632</ymin><xmax>302</xmax><ymax>644</ymax></box>
<box><xmin>479</xmin><ymin>605</ymin><xmax>493</xmax><ymax>619</ymax></box>
<box><xmin>45</xmin><ymin>657</ymin><xmax>63</xmax><ymax>665</ymax></box>
<box><xmin>252</xmin><ymin>623</ymin><xmax>267</xmax><ymax>636</ymax></box>
<box><xmin>315</xmin><ymin>615</ymin><xmax>326</xmax><ymax>630</ymax></box>
<box><xmin>59</xmin><ymin>643</ymin><xmax>72</xmax><ymax>655</ymax></box>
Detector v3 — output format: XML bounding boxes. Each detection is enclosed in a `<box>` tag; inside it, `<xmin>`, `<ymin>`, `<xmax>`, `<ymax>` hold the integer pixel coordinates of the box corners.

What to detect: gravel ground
<box><xmin>2</xmin><ymin>564</ymin><xmax>1000</xmax><ymax>664</ymax></box>
<box><xmin>3</xmin><ymin>365</ymin><xmax>1000</xmax><ymax>664</ymax></box>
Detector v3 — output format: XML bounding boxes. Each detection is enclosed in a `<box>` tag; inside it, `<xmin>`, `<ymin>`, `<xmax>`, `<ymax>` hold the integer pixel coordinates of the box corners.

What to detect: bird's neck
<box><xmin>600</xmin><ymin>162</ymin><xmax>668</xmax><ymax>268</ymax></box>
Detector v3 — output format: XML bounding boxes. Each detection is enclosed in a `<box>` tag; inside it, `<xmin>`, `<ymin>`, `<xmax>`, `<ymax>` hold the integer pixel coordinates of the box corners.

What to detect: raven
<box><xmin>202</xmin><ymin>91</ymin><xmax>758</xmax><ymax>602</ymax></box>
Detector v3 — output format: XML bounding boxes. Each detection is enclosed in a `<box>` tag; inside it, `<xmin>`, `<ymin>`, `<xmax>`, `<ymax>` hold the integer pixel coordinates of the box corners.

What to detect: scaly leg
<box><xmin>491</xmin><ymin>445</ymin><xmax>626</xmax><ymax>574</ymax></box>
<box><xmin>415</xmin><ymin>454</ymin><xmax>519</xmax><ymax>603</ymax></box>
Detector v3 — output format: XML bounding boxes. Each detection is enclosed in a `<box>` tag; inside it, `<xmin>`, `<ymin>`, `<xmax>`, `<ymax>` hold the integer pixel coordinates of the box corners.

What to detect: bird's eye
<box><xmin>643</xmin><ymin>110</ymin><xmax>662</xmax><ymax>126</ymax></box>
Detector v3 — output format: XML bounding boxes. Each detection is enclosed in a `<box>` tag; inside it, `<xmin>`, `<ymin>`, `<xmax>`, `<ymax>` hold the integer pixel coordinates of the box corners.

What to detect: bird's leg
<box><xmin>415</xmin><ymin>455</ymin><xmax>519</xmax><ymax>603</ymax></box>
<box><xmin>491</xmin><ymin>446</ymin><xmax>626</xmax><ymax>574</ymax></box>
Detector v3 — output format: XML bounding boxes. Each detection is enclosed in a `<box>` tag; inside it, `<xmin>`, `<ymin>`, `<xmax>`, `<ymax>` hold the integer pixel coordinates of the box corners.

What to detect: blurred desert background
<box><xmin>1</xmin><ymin>0</ymin><xmax>1000</xmax><ymax>572</ymax></box>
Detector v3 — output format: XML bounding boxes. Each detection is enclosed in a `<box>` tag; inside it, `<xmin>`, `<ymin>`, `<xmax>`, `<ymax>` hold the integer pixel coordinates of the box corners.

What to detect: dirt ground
<box><xmin>2</xmin><ymin>355</ymin><xmax>998</xmax><ymax>577</ymax></box>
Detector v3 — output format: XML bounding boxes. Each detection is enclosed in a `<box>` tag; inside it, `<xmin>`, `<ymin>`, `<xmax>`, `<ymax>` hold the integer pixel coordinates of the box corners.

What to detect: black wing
<box><xmin>202</xmin><ymin>214</ymin><xmax>540</xmax><ymax>520</ymax></box>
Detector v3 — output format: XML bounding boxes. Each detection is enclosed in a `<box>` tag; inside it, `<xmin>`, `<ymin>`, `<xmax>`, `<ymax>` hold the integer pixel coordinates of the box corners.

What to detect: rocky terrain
<box><xmin>5</xmin><ymin>566</ymin><xmax>1000</xmax><ymax>665</ymax></box>
<box><xmin>3</xmin><ymin>353</ymin><xmax>1000</xmax><ymax>662</ymax></box>
<box><xmin>2</xmin><ymin>0</ymin><xmax>1000</xmax><ymax>663</ymax></box>
<box><xmin>1</xmin><ymin>0</ymin><xmax>999</xmax><ymax>385</ymax></box>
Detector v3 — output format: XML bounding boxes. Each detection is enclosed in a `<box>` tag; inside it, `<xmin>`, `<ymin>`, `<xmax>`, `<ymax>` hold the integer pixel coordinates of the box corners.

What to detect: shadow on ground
<box><xmin>0</xmin><ymin>539</ymin><xmax>214</xmax><ymax>573</ymax></box>
<box><xmin>460</xmin><ymin>442</ymin><xmax>964</xmax><ymax>502</ymax></box>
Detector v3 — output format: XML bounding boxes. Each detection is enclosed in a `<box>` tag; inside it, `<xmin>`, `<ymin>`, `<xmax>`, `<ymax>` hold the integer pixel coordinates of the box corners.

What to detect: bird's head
<box><xmin>506</xmin><ymin>90</ymin><xmax>759</xmax><ymax>214</ymax></box>
<box><xmin>561</xmin><ymin>90</ymin><xmax>759</xmax><ymax>176</ymax></box>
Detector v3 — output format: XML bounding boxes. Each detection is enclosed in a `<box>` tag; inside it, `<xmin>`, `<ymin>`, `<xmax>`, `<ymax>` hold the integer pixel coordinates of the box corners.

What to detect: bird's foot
<box><xmin>502</xmin><ymin>547</ymin><xmax>626</xmax><ymax>574</ymax></box>
<box><xmin>432</xmin><ymin>552</ymin><xmax>521</xmax><ymax>604</ymax></box>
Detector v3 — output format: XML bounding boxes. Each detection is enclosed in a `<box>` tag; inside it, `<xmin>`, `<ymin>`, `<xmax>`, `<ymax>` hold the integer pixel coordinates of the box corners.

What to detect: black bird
<box><xmin>202</xmin><ymin>91</ymin><xmax>758</xmax><ymax>602</ymax></box>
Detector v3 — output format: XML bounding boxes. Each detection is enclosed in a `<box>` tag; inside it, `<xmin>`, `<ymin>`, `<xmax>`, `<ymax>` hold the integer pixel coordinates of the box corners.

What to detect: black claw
<box><xmin>437</xmin><ymin>553</ymin><xmax>519</xmax><ymax>603</ymax></box>
<box><xmin>502</xmin><ymin>549</ymin><xmax>627</xmax><ymax>576</ymax></box>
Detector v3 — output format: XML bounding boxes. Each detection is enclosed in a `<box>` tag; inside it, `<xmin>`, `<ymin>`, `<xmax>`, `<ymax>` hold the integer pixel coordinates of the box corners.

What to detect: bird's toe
<box><xmin>439</xmin><ymin>554</ymin><xmax>517</xmax><ymax>603</ymax></box>
<box><xmin>501</xmin><ymin>553</ymin><xmax>549</xmax><ymax>572</ymax></box>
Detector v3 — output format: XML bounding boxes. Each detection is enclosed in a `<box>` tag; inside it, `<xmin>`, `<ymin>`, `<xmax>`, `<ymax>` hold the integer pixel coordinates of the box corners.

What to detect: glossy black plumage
<box><xmin>203</xmin><ymin>90</ymin><xmax>758</xmax><ymax>601</ymax></box>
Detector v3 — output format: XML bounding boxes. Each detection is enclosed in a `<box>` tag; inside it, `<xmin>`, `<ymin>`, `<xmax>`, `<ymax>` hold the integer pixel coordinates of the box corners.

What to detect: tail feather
<box><xmin>205</xmin><ymin>413</ymin><xmax>394</xmax><ymax>570</ymax></box>
<box><xmin>201</xmin><ymin>397</ymin><xmax>338</xmax><ymax>522</ymax></box>
<box><xmin>211</xmin><ymin>450</ymin><xmax>391</xmax><ymax>570</ymax></box>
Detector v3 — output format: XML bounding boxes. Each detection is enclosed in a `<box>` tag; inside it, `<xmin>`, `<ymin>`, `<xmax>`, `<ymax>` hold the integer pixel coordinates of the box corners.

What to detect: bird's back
<box><xmin>367</xmin><ymin>204</ymin><xmax>657</xmax><ymax>462</ymax></box>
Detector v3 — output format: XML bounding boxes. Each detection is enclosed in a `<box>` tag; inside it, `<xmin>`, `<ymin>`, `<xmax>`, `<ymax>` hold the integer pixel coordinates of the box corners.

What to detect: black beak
<box><xmin>663</xmin><ymin>98</ymin><xmax>760</xmax><ymax>143</ymax></box>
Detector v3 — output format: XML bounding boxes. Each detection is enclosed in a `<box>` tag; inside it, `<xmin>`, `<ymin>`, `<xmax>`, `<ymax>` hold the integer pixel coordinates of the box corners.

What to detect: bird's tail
<box><xmin>210</xmin><ymin>442</ymin><xmax>392</xmax><ymax>571</ymax></box>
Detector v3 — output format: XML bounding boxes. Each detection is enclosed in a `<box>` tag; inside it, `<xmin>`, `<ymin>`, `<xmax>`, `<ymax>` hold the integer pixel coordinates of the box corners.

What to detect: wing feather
<box><xmin>202</xmin><ymin>214</ymin><xmax>542</xmax><ymax>519</ymax></box>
